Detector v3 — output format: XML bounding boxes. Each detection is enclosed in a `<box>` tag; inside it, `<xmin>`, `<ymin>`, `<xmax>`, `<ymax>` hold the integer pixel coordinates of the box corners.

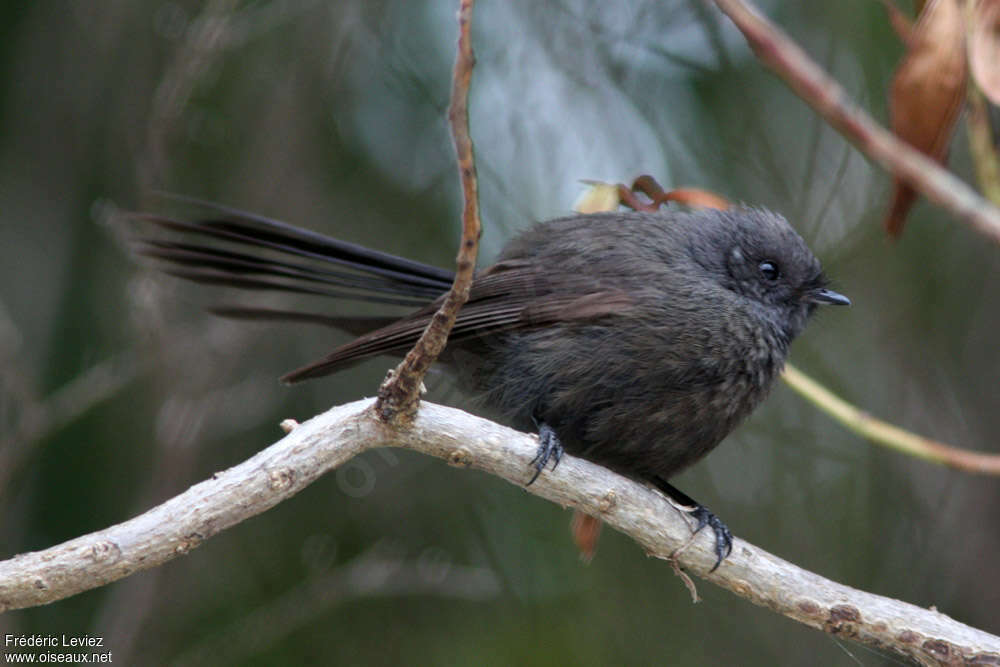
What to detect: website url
<box><xmin>4</xmin><ymin>652</ymin><xmax>112</xmax><ymax>663</ymax></box>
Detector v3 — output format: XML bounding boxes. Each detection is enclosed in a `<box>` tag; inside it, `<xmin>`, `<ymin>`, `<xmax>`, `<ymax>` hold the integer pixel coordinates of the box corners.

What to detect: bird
<box><xmin>133</xmin><ymin>199</ymin><xmax>849</xmax><ymax>570</ymax></box>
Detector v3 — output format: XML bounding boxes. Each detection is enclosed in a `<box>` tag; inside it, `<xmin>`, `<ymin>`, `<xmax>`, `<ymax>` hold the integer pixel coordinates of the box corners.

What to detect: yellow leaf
<box><xmin>574</xmin><ymin>181</ymin><xmax>620</xmax><ymax>214</ymax></box>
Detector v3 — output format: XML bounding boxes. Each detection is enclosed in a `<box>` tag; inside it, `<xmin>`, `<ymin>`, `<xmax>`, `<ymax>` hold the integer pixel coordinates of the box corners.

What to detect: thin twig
<box><xmin>783</xmin><ymin>364</ymin><xmax>1000</xmax><ymax>475</ymax></box>
<box><xmin>711</xmin><ymin>0</ymin><xmax>1000</xmax><ymax>245</ymax></box>
<box><xmin>376</xmin><ymin>0</ymin><xmax>481</xmax><ymax>421</ymax></box>
<box><xmin>0</xmin><ymin>399</ymin><xmax>997</xmax><ymax>664</ymax></box>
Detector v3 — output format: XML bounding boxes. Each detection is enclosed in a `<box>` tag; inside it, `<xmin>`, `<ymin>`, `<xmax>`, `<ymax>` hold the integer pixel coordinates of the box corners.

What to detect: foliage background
<box><xmin>1</xmin><ymin>1</ymin><xmax>998</xmax><ymax>664</ymax></box>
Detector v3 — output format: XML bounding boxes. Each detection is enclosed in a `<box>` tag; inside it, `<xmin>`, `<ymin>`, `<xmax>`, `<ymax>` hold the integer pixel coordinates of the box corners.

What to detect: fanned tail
<box><xmin>131</xmin><ymin>198</ymin><xmax>454</xmax><ymax>307</ymax></box>
<box><xmin>129</xmin><ymin>199</ymin><xmax>459</xmax><ymax>380</ymax></box>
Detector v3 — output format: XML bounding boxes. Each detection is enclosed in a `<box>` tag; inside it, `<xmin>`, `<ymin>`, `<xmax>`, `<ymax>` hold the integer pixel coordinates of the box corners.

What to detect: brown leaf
<box><xmin>570</xmin><ymin>511</ymin><xmax>603</xmax><ymax>563</ymax></box>
<box><xmin>658</xmin><ymin>187</ymin><xmax>731</xmax><ymax>211</ymax></box>
<box><xmin>575</xmin><ymin>176</ymin><xmax>731</xmax><ymax>214</ymax></box>
<box><xmin>885</xmin><ymin>0</ymin><xmax>968</xmax><ymax>236</ymax></box>
<box><xmin>969</xmin><ymin>0</ymin><xmax>1000</xmax><ymax>105</ymax></box>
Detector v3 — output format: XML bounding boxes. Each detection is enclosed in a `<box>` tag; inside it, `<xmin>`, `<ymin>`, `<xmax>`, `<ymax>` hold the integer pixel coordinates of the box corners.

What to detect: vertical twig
<box><xmin>375</xmin><ymin>0</ymin><xmax>481</xmax><ymax>422</ymax></box>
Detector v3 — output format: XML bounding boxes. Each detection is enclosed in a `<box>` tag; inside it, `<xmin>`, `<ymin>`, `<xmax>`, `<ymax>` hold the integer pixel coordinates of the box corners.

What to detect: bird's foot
<box><xmin>527</xmin><ymin>419</ymin><xmax>563</xmax><ymax>485</ymax></box>
<box><xmin>686</xmin><ymin>504</ymin><xmax>732</xmax><ymax>572</ymax></box>
<box><xmin>654</xmin><ymin>479</ymin><xmax>733</xmax><ymax>572</ymax></box>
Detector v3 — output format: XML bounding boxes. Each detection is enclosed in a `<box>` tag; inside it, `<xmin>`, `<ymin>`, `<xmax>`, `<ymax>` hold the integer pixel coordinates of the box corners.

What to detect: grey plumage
<box><xmin>462</xmin><ymin>208</ymin><xmax>834</xmax><ymax>480</ymax></box>
<box><xmin>135</xmin><ymin>203</ymin><xmax>848</xmax><ymax>568</ymax></box>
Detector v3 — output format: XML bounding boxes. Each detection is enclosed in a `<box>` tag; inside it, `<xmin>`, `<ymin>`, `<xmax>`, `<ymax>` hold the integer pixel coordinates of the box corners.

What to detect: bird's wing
<box><xmin>280</xmin><ymin>262</ymin><xmax>633</xmax><ymax>383</ymax></box>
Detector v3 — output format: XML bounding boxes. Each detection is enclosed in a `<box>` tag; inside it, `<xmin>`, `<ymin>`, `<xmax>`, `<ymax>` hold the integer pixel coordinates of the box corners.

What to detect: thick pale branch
<box><xmin>712</xmin><ymin>0</ymin><xmax>1000</xmax><ymax>245</ymax></box>
<box><xmin>0</xmin><ymin>399</ymin><xmax>997</xmax><ymax>664</ymax></box>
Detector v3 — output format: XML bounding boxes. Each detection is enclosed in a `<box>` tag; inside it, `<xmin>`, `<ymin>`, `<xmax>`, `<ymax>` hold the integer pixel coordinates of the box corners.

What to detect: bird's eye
<box><xmin>758</xmin><ymin>260</ymin><xmax>780</xmax><ymax>281</ymax></box>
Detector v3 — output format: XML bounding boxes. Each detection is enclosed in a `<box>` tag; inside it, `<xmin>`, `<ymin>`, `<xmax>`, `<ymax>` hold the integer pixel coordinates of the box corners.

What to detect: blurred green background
<box><xmin>1</xmin><ymin>1</ymin><xmax>998</xmax><ymax>664</ymax></box>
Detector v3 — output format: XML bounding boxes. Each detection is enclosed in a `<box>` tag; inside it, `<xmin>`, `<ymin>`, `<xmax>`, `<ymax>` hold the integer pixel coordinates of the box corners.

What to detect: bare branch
<box><xmin>712</xmin><ymin>0</ymin><xmax>1000</xmax><ymax>245</ymax></box>
<box><xmin>783</xmin><ymin>364</ymin><xmax>1000</xmax><ymax>476</ymax></box>
<box><xmin>0</xmin><ymin>399</ymin><xmax>997</xmax><ymax>663</ymax></box>
<box><xmin>376</xmin><ymin>0</ymin><xmax>481</xmax><ymax>421</ymax></box>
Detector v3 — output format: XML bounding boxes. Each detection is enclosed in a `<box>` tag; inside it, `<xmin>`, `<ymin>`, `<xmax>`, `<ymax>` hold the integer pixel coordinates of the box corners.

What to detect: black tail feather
<box><xmin>131</xmin><ymin>205</ymin><xmax>456</xmax><ymax>307</ymax></box>
<box><xmin>138</xmin><ymin>239</ymin><xmax>444</xmax><ymax>299</ymax></box>
<box><xmin>157</xmin><ymin>267</ymin><xmax>429</xmax><ymax>307</ymax></box>
<box><xmin>133</xmin><ymin>205</ymin><xmax>454</xmax><ymax>290</ymax></box>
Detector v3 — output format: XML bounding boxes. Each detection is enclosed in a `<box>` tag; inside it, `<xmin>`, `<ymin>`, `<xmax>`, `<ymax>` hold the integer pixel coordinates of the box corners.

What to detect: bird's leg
<box><xmin>527</xmin><ymin>416</ymin><xmax>564</xmax><ymax>485</ymax></box>
<box><xmin>653</xmin><ymin>478</ymin><xmax>733</xmax><ymax>572</ymax></box>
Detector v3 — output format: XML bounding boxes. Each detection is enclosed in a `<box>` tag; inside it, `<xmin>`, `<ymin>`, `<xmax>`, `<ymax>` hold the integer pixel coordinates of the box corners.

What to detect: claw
<box><xmin>688</xmin><ymin>505</ymin><xmax>733</xmax><ymax>572</ymax></box>
<box><xmin>653</xmin><ymin>478</ymin><xmax>734</xmax><ymax>572</ymax></box>
<box><xmin>527</xmin><ymin>420</ymin><xmax>564</xmax><ymax>485</ymax></box>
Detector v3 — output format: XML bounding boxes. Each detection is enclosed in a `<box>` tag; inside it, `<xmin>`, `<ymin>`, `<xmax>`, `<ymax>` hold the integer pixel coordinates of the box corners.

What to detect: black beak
<box><xmin>809</xmin><ymin>288</ymin><xmax>850</xmax><ymax>306</ymax></box>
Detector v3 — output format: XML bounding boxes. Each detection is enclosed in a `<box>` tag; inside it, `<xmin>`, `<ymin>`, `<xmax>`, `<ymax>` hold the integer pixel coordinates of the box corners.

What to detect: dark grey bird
<box><xmin>134</xmin><ymin>202</ymin><xmax>849</xmax><ymax>570</ymax></box>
